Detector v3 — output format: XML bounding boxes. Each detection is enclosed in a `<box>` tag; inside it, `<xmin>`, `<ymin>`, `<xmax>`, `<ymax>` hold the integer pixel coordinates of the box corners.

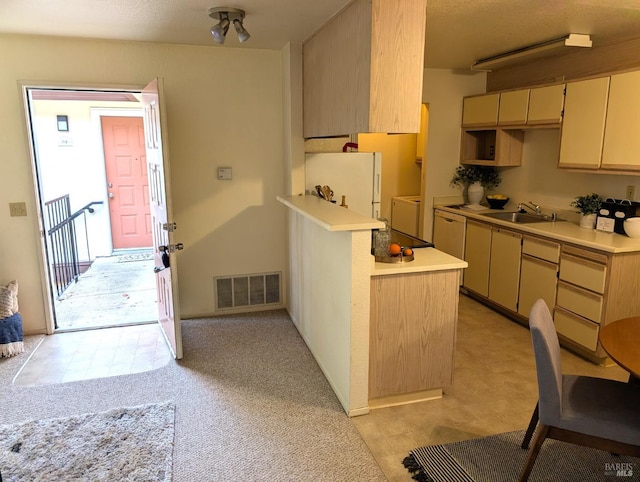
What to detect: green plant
<box><xmin>571</xmin><ymin>192</ymin><xmax>603</xmax><ymax>215</ymax></box>
<box><xmin>450</xmin><ymin>165</ymin><xmax>501</xmax><ymax>190</ymax></box>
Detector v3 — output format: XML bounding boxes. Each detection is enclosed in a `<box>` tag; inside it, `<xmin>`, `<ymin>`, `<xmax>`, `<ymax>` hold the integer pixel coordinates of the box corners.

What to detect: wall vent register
<box><xmin>215</xmin><ymin>272</ymin><xmax>281</xmax><ymax>312</ymax></box>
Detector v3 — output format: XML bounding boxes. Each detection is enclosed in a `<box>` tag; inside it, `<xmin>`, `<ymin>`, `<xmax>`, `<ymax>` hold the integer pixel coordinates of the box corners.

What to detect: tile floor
<box><xmin>13</xmin><ymin>323</ymin><xmax>170</xmax><ymax>386</ymax></box>
<box><xmin>352</xmin><ymin>294</ymin><xmax>630</xmax><ymax>481</ymax></box>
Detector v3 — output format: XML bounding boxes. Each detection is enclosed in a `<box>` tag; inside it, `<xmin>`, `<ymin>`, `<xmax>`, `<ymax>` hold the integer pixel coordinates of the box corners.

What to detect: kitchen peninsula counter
<box><xmin>369</xmin><ymin>248</ymin><xmax>467</xmax><ymax>408</ymax></box>
<box><xmin>278</xmin><ymin>195</ymin><xmax>467</xmax><ymax>416</ymax></box>
<box><xmin>277</xmin><ymin>194</ymin><xmax>385</xmax><ymax>231</ymax></box>
<box><xmin>372</xmin><ymin>246</ymin><xmax>467</xmax><ymax>276</ymax></box>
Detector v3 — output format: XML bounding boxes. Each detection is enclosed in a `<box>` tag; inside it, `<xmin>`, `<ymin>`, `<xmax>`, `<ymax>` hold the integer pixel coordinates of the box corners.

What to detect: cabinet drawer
<box><xmin>557</xmin><ymin>281</ymin><xmax>603</xmax><ymax>323</ymax></box>
<box><xmin>559</xmin><ymin>254</ymin><xmax>607</xmax><ymax>294</ymax></box>
<box><xmin>523</xmin><ymin>236</ymin><xmax>560</xmax><ymax>263</ymax></box>
<box><xmin>554</xmin><ymin>307</ymin><xmax>599</xmax><ymax>352</ymax></box>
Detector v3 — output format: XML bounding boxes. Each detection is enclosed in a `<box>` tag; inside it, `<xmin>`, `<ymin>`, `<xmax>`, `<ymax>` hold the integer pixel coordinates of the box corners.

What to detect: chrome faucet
<box><xmin>518</xmin><ymin>202</ymin><xmax>542</xmax><ymax>215</ymax></box>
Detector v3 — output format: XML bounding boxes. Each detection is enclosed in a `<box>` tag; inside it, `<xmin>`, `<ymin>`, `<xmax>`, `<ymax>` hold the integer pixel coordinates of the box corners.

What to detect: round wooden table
<box><xmin>599</xmin><ymin>316</ymin><xmax>640</xmax><ymax>382</ymax></box>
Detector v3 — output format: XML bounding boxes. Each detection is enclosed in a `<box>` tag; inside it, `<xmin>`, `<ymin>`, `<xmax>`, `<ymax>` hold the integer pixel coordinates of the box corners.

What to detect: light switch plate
<box><xmin>217</xmin><ymin>167</ymin><xmax>232</xmax><ymax>180</ymax></box>
<box><xmin>9</xmin><ymin>202</ymin><xmax>27</xmax><ymax>217</ymax></box>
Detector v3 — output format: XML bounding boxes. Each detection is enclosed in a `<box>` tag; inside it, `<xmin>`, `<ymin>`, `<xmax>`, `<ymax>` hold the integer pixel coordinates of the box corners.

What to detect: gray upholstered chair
<box><xmin>519</xmin><ymin>299</ymin><xmax>640</xmax><ymax>481</ymax></box>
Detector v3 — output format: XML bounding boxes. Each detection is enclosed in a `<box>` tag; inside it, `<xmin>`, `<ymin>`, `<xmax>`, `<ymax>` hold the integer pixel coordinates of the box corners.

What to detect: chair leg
<box><xmin>521</xmin><ymin>402</ymin><xmax>539</xmax><ymax>449</ymax></box>
<box><xmin>519</xmin><ymin>424</ymin><xmax>549</xmax><ymax>482</ymax></box>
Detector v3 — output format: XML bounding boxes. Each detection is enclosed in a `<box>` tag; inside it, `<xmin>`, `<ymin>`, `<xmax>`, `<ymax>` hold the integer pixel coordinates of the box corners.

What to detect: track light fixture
<box><xmin>208</xmin><ymin>7</ymin><xmax>250</xmax><ymax>45</ymax></box>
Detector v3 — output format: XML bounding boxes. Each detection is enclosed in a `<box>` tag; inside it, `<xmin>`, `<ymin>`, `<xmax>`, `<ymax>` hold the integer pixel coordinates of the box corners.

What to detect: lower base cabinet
<box><xmin>518</xmin><ymin>255</ymin><xmax>558</xmax><ymax>318</ymax></box>
<box><xmin>369</xmin><ymin>270</ymin><xmax>459</xmax><ymax>400</ymax></box>
<box><xmin>463</xmin><ymin>220</ymin><xmax>491</xmax><ymax>296</ymax></box>
<box><xmin>488</xmin><ymin>228</ymin><xmax>522</xmax><ymax>311</ymax></box>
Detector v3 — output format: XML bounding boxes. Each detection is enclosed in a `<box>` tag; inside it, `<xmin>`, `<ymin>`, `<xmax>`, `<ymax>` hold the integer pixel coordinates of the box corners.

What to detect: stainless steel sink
<box><xmin>482</xmin><ymin>212</ymin><xmax>562</xmax><ymax>224</ymax></box>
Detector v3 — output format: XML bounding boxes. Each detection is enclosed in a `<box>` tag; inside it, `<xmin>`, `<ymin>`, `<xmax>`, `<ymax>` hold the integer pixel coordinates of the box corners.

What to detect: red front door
<box><xmin>102</xmin><ymin>116</ymin><xmax>152</xmax><ymax>249</ymax></box>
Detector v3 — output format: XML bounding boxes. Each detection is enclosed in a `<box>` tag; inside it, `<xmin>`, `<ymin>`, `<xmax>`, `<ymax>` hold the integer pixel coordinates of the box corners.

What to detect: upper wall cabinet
<box><xmin>526</xmin><ymin>84</ymin><xmax>565</xmax><ymax>125</ymax></box>
<box><xmin>558</xmin><ymin>77</ymin><xmax>609</xmax><ymax>170</ymax></box>
<box><xmin>601</xmin><ymin>70</ymin><xmax>640</xmax><ymax>171</ymax></box>
<box><xmin>466</xmin><ymin>85</ymin><xmax>565</xmax><ymax>128</ymax></box>
<box><xmin>498</xmin><ymin>90</ymin><xmax>529</xmax><ymax>125</ymax></box>
<box><xmin>462</xmin><ymin>94</ymin><xmax>500</xmax><ymax>126</ymax></box>
<box><xmin>303</xmin><ymin>0</ymin><xmax>427</xmax><ymax>138</ymax></box>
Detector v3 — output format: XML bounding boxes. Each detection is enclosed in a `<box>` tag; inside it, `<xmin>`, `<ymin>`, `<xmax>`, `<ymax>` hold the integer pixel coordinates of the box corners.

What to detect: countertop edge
<box><xmin>371</xmin><ymin>248</ymin><xmax>468</xmax><ymax>276</ymax></box>
<box><xmin>278</xmin><ymin>195</ymin><xmax>385</xmax><ymax>232</ymax></box>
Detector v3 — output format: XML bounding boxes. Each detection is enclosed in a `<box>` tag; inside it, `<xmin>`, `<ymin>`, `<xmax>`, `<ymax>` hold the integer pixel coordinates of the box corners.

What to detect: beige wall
<box><xmin>501</xmin><ymin>129</ymin><xmax>640</xmax><ymax>215</ymax></box>
<box><xmin>421</xmin><ymin>69</ymin><xmax>487</xmax><ymax>241</ymax></box>
<box><xmin>0</xmin><ymin>34</ymin><xmax>286</xmax><ymax>332</ymax></box>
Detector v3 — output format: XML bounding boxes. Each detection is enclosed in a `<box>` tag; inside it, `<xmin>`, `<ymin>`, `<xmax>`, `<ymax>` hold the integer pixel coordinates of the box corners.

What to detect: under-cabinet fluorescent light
<box><xmin>471</xmin><ymin>34</ymin><xmax>592</xmax><ymax>71</ymax></box>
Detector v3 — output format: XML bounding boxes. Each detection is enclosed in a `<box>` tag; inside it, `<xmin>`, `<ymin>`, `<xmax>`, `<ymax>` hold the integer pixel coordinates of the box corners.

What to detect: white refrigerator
<box><xmin>304</xmin><ymin>152</ymin><xmax>382</xmax><ymax>219</ymax></box>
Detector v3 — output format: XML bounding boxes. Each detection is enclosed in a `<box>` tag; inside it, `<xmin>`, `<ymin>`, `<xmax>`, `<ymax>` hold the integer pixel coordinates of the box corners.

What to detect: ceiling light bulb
<box><xmin>211</xmin><ymin>17</ymin><xmax>230</xmax><ymax>44</ymax></box>
<box><xmin>233</xmin><ymin>19</ymin><xmax>250</xmax><ymax>43</ymax></box>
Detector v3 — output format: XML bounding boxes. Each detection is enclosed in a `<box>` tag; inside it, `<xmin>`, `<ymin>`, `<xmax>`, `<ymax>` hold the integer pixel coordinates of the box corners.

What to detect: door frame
<box><xmin>18</xmin><ymin>81</ymin><xmax>149</xmax><ymax>335</ymax></box>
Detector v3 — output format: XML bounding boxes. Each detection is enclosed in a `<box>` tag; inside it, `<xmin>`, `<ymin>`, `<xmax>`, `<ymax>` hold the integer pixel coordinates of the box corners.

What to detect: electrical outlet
<box><xmin>9</xmin><ymin>202</ymin><xmax>27</xmax><ymax>217</ymax></box>
<box><xmin>626</xmin><ymin>185</ymin><xmax>636</xmax><ymax>200</ymax></box>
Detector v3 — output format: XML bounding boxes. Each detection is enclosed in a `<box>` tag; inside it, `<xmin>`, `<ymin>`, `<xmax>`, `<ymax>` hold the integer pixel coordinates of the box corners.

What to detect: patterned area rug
<box><xmin>0</xmin><ymin>402</ymin><xmax>174</xmax><ymax>481</ymax></box>
<box><xmin>404</xmin><ymin>430</ymin><xmax>640</xmax><ymax>481</ymax></box>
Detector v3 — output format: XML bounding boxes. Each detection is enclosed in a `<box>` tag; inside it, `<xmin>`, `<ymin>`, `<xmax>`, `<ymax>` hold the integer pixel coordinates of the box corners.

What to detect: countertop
<box><xmin>435</xmin><ymin>205</ymin><xmax>640</xmax><ymax>254</ymax></box>
<box><xmin>277</xmin><ymin>195</ymin><xmax>385</xmax><ymax>232</ymax></box>
<box><xmin>371</xmin><ymin>247</ymin><xmax>467</xmax><ymax>276</ymax></box>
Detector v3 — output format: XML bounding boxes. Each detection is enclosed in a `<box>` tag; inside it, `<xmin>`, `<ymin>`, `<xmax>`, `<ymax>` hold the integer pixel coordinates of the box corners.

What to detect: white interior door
<box><xmin>142</xmin><ymin>78</ymin><xmax>183</xmax><ymax>359</ymax></box>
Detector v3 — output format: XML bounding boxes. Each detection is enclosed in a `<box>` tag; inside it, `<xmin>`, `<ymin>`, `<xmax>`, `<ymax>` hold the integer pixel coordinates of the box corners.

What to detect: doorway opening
<box><xmin>24</xmin><ymin>88</ymin><xmax>157</xmax><ymax>332</ymax></box>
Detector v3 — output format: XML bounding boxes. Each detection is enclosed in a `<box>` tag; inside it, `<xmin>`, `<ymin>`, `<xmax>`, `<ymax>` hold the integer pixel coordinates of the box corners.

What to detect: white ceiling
<box><xmin>1</xmin><ymin>0</ymin><xmax>640</xmax><ymax>70</ymax></box>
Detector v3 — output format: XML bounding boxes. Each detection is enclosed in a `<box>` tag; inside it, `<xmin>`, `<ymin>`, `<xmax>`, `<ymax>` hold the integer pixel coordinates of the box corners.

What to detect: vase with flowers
<box><xmin>450</xmin><ymin>165</ymin><xmax>501</xmax><ymax>205</ymax></box>
<box><xmin>571</xmin><ymin>192</ymin><xmax>602</xmax><ymax>228</ymax></box>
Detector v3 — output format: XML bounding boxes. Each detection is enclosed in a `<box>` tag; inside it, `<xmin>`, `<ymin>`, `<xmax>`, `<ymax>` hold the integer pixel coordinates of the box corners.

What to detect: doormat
<box><xmin>403</xmin><ymin>430</ymin><xmax>640</xmax><ymax>481</ymax></box>
<box><xmin>117</xmin><ymin>252</ymin><xmax>154</xmax><ymax>262</ymax></box>
<box><xmin>0</xmin><ymin>401</ymin><xmax>174</xmax><ymax>481</ymax></box>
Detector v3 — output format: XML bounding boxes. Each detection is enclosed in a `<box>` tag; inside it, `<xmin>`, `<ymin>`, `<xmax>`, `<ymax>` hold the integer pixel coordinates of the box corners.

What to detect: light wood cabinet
<box><xmin>488</xmin><ymin>228</ymin><xmax>522</xmax><ymax>311</ymax></box>
<box><xmin>463</xmin><ymin>220</ymin><xmax>492</xmax><ymax>296</ymax></box>
<box><xmin>369</xmin><ymin>270</ymin><xmax>459</xmax><ymax>401</ymax></box>
<box><xmin>463</xmin><ymin>94</ymin><xmax>500</xmax><ymax>126</ymax></box>
<box><xmin>518</xmin><ymin>236</ymin><xmax>560</xmax><ymax>318</ymax></box>
<box><xmin>553</xmin><ymin>244</ymin><xmax>640</xmax><ymax>361</ymax></box>
<box><xmin>460</xmin><ymin>128</ymin><xmax>524</xmax><ymax>166</ymax></box>
<box><xmin>453</xmin><ymin>209</ymin><xmax>640</xmax><ymax>363</ymax></box>
<box><xmin>601</xmin><ymin>70</ymin><xmax>640</xmax><ymax>170</ymax></box>
<box><xmin>303</xmin><ymin>0</ymin><xmax>426</xmax><ymax>138</ymax></box>
<box><xmin>527</xmin><ymin>84</ymin><xmax>565</xmax><ymax>125</ymax></box>
<box><xmin>498</xmin><ymin>89</ymin><xmax>529</xmax><ymax>125</ymax></box>
<box><xmin>558</xmin><ymin>77</ymin><xmax>610</xmax><ymax>169</ymax></box>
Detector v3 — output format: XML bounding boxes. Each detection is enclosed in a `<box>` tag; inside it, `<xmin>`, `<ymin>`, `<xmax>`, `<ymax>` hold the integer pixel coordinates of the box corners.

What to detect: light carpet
<box><xmin>404</xmin><ymin>430</ymin><xmax>640</xmax><ymax>481</ymax></box>
<box><xmin>0</xmin><ymin>310</ymin><xmax>385</xmax><ymax>481</ymax></box>
<box><xmin>0</xmin><ymin>402</ymin><xmax>174</xmax><ymax>481</ymax></box>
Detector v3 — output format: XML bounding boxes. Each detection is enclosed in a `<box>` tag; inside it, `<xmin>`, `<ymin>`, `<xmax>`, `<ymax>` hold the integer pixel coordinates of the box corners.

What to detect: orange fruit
<box><xmin>403</xmin><ymin>247</ymin><xmax>413</xmax><ymax>257</ymax></box>
<box><xmin>388</xmin><ymin>243</ymin><xmax>402</xmax><ymax>256</ymax></box>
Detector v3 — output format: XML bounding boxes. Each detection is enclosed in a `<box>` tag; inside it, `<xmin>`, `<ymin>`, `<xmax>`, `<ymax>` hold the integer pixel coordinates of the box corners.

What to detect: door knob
<box><xmin>108</xmin><ymin>182</ymin><xmax>113</xmax><ymax>188</ymax></box>
<box><xmin>108</xmin><ymin>193</ymin><xmax>114</xmax><ymax>199</ymax></box>
<box><xmin>153</xmin><ymin>266</ymin><xmax>165</xmax><ymax>273</ymax></box>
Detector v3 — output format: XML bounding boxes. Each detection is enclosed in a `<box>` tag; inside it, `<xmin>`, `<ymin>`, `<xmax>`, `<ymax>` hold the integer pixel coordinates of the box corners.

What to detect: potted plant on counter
<box><xmin>571</xmin><ymin>192</ymin><xmax>602</xmax><ymax>228</ymax></box>
<box><xmin>450</xmin><ymin>165</ymin><xmax>501</xmax><ymax>205</ymax></box>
